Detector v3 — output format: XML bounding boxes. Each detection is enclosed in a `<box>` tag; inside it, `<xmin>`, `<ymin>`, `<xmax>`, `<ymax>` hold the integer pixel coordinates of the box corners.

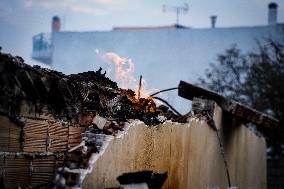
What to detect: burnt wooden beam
<box><xmin>178</xmin><ymin>80</ymin><xmax>280</xmax><ymax>129</ymax></box>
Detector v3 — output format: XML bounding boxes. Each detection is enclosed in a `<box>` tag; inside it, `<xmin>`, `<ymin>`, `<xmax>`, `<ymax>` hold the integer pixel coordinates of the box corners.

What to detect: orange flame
<box><xmin>96</xmin><ymin>49</ymin><xmax>160</xmax><ymax>99</ymax></box>
<box><xmin>135</xmin><ymin>78</ymin><xmax>160</xmax><ymax>99</ymax></box>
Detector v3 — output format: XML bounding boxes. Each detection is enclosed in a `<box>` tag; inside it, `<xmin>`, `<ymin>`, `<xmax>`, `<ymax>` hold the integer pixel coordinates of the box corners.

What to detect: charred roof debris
<box><xmin>0</xmin><ymin>51</ymin><xmax>280</xmax><ymax>188</ymax></box>
<box><xmin>0</xmin><ymin>51</ymin><xmax>166</xmax><ymax>125</ymax></box>
<box><xmin>0</xmin><ymin>51</ymin><xmax>175</xmax><ymax>188</ymax></box>
<box><xmin>178</xmin><ymin>80</ymin><xmax>280</xmax><ymax>137</ymax></box>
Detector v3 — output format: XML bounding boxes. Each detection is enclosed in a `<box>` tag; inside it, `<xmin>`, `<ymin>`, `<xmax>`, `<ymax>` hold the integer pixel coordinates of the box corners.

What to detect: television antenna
<box><xmin>162</xmin><ymin>3</ymin><xmax>189</xmax><ymax>25</ymax></box>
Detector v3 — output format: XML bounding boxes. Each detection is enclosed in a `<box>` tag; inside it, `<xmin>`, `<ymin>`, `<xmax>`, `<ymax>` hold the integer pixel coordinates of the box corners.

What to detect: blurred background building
<box><xmin>31</xmin><ymin>2</ymin><xmax>284</xmax><ymax>113</ymax></box>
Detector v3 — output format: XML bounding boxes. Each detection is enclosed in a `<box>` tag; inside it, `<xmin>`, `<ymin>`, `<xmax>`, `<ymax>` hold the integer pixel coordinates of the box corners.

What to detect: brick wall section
<box><xmin>268</xmin><ymin>157</ymin><xmax>284</xmax><ymax>189</ymax></box>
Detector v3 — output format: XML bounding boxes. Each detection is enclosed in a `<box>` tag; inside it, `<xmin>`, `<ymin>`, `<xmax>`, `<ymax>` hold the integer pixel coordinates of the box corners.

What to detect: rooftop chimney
<box><xmin>210</xmin><ymin>15</ymin><xmax>217</xmax><ymax>28</ymax></box>
<box><xmin>268</xmin><ymin>2</ymin><xmax>278</xmax><ymax>25</ymax></box>
<box><xmin>52</xmin><ymin>16</ymin><xmax>61</xmax><ymax>32</ymax></box>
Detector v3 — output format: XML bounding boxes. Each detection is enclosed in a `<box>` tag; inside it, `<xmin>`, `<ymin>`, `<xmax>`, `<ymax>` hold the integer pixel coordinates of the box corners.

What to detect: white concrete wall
<box><xmin>51</xmin><ymin>24</ymin><xmax>284</xmax><ymax>113</ymax></box>
<box><xmin>83</xmin><ymin>118</ymin><xmax>267</xmax><ymax>189</ymax></box>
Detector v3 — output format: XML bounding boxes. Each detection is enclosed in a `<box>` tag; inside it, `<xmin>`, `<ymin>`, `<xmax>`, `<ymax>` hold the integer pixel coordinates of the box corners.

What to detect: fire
<box><xmin>96</xmin><ymin>49</ymin><xmax>136</xmax><ymax>89</ymax></box>
<box><xmin>95</xmin><ymin>49</ymin><xmax>160</xmax><ymax>100</ymax></box>
<box><xmin>135</xmin><ymin>77</ymin><xmax>160</xmax><ymax>99</ymax></box>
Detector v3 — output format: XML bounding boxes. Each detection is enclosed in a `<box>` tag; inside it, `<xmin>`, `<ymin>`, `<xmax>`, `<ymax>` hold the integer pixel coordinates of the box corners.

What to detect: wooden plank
<box><xmin>0</xmin><ymin>116</ymin><xmax>21</xmax><ymax>152</ymax></box>
<box><xmin>178</xmin><ymin>80</ymin><xmax>280</xmax><ymax>129</ymax></box>
<box><xmin>0</xmin><ymin>153</ymin><xmax>59</xmax><ymax>188</ymax></box>
<box><xmin>23</xmin><ymin>119</ymin><xmax>48</xmax><ymax>152</ymax></box>
<box><xmin>0</xmin><ymin>116</ymin><xmax>10</xmax><ymax>151</ymax></box>
<box><xmin>24</xmin><ymin>119</ymin><xmax>48</xmax><ymax>131</ymax></box>
<box><xmin>68</xmin><ymin>126</ymin><xmax>86</xmax><ymax>149</ymax></box>
<box><xmin>49</xmin><ymin>121</ymin><xmax>68</xmax><ymax>137</ymax></box>
<box><xmin>2</xmin><ymin>155</ymin><xmax>31</xmax><ymax>189</ymax></box>
<box><xmin>31</xmin><ymin>156</ymin><xmax>56</xmax><ymax>187</ymax></box>
<box><xmin>48</xmin><ymin>121</ymin><xmax>68</xmax><ymax>152</ymax></box>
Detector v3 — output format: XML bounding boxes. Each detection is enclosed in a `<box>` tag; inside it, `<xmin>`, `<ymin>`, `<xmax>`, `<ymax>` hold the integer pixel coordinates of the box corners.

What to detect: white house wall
<box><xmin>51</xmin><ymin>25</ymin><xmax>284</xmax><ymax>113</ymax></box>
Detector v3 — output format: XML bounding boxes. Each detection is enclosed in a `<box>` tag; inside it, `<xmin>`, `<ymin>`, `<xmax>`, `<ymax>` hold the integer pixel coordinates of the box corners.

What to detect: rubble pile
<box><xmin>0</xmin><ymin>52</ymin><xmax>163</xmax><ymax>126</ymax></box>
<box><xmin>0</xmin><ymin>52</ymin><xmax>172</xmax><ymax>188</ymax></box>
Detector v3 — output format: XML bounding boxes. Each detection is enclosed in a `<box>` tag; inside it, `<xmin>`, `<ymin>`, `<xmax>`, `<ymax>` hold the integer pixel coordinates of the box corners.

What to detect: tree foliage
<box><xmin>199</xmin><ymin>46</ymin><xmax>249</xmax><ymax>104</ymax></box>
<box><xmin>245</xmin><ymin>41</ymin><xmax>284</xmax><ymax>122</ymax></box>
<box><xmin>198</xmin><ymin>40</ymin><xmax>284</xmax><ymax>156</ymax></box>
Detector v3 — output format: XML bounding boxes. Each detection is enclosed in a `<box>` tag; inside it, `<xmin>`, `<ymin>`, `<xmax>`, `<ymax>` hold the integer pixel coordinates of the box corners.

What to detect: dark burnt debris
<box><xmin>0</xmin><ymin>52</ymin><xmax>174</xmax><ymax>188</ymax></box>
<box><xmin>0</xmin><ymin>51</ymin><xmax>167</xmax><ymax>128</ymax></box>
<box><xmin>114</xmin><ymin>171</ymin><xmax>168</xmax><ymax>189</ymax></box>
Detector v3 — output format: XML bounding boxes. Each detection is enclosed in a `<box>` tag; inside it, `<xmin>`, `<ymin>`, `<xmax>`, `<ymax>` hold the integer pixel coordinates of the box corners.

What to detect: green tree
<box><xmin>198</xmin><ymin>40</ymin><xmax>284</xmax><ymax>156</ymax></box>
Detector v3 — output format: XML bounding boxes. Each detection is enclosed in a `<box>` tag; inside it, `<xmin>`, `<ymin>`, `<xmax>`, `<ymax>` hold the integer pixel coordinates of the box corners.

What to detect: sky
<box><xmin>0</xmin><ymin>0</ymin><xmax>284</xmax><ymax>66</ymax></box>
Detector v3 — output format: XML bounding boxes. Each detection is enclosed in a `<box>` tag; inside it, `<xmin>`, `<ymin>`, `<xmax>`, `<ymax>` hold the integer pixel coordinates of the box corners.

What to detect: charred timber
<box><xmin>178</xmin><ymin>80</ymin><xmax>280</xmax><ymax>129</ymax></box>
<box><xmin>0</xmin><ymin>51</ymin><xmax>168</xmax><ymax>188</ymax></box>
<box><xmin>0</xmin><ymin>52</ymin><xmax>161</xmax><ymax>126</ymax></box>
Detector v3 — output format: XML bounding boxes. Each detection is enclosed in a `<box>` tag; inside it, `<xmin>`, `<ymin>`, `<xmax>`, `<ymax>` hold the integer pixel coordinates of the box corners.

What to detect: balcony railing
<box><xmin>32</xmin><ymin>33</ymin><xmax>52</xmax><ymax>65</ymax></box>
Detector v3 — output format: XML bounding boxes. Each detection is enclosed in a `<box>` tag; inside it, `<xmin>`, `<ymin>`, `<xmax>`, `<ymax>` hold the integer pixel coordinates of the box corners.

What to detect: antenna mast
<box><xmin>163</xmin><ymin>3</ymin><xmax>189</xmax><ymax>25</ymax></box>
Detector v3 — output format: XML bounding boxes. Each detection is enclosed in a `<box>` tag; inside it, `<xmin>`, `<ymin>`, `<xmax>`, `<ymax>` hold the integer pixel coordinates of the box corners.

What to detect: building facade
<box><xmin>32</xmin><ymin>3</ymin><xmax>284</xmax><ymax>113</ymax></box>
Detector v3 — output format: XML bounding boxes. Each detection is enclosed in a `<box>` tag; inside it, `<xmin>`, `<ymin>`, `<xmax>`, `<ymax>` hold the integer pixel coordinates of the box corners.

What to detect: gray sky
<box><xmin>0</xmin><ymin>0</ymin><xmax>284</xmax><ymax>66</ymax></box>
